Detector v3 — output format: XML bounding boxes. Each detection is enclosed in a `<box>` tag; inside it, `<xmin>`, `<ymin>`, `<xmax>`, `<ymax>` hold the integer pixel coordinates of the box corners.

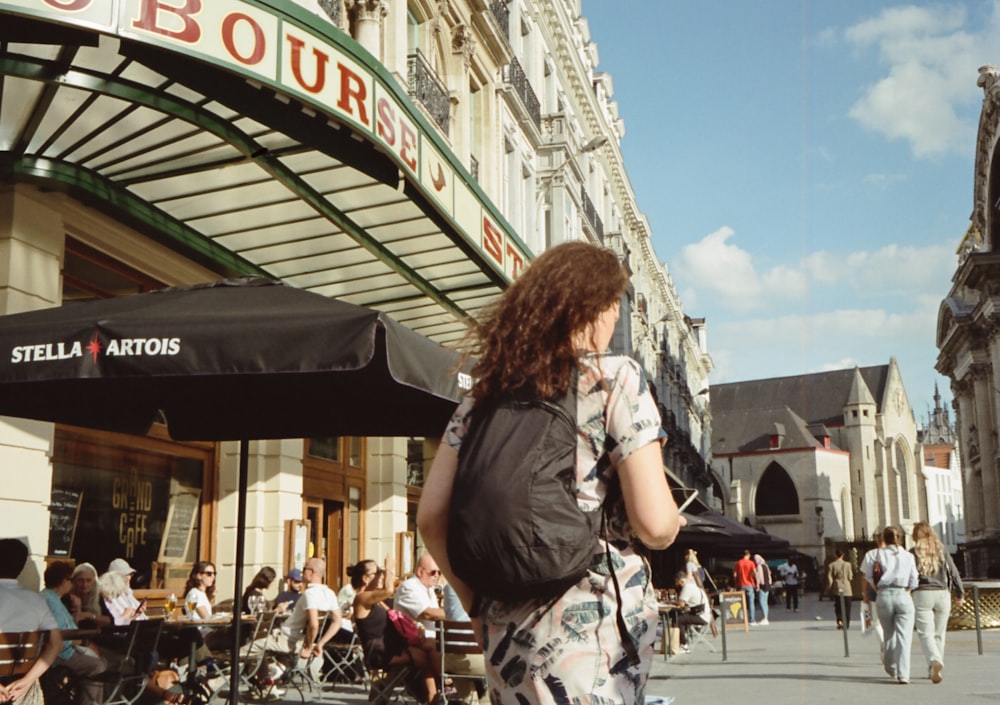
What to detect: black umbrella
<box><xmin>0</xmin><ymin>277</ymin><xmax>471</xmax><ymax>702</ymax></box>
<box><xmin>677</xmin><ymin>509</ymin><xmax>792</xmax><ymax>556</ymax></box>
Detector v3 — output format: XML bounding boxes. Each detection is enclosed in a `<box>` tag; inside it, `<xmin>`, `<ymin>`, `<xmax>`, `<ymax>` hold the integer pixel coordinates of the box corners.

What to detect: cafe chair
<box><xmin>0</xmin><ymin>630</ymin><xmax>48</xmax><ymax>694</ymax></box>
<box><xmin>436</xmin><ymin>620</ymin><xmax>485</xmax><ymax>705</ymax></box>
<box><xmin>273</xmin><ymin>611</ymin><xmax>333</xmax><ymax>702</ymax></box>
<box><xmin>232</xmin><ymin>610</ymin><xmax>282</xmax><ymax>701</ymax></box>
<box><xmin>321</xmin><ymin>630</ymin><xmax>368</xmax><ymax>690</ymax></box>
<box><xmin>365</xmin><ymin>665</ymin><xmax>412</xmax><ymax>705</ymax></box>
<box><xmin>102</xmin><ymin>619</ymin><xmax>166</xmax><ymax>705</ymax></box>
<box><xmin>684</xmin><ymin>617</ymin><xmax>716</xmax><ymax>654</ymax></box>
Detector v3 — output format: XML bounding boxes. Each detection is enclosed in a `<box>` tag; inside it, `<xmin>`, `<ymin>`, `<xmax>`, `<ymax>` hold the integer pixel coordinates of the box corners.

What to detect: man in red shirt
<box><xmin>733</xmin><ymin>549</ymin><xmax>759</xmax><ymax>625</ymax></box>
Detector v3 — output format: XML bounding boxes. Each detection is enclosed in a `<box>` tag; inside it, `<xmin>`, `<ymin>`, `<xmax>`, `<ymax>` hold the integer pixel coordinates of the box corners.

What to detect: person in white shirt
<box><xmin>98</xmin><ymin>560</ymin><xmax>147</xmax><ymax>626</ymax></box>
<box><xmin>274</xmin><ymin>557</ymin><xmax>342</xmax><ymax>681</ymax></box>
<box><xmin>182</xmin><ymin>561</ymin><xmax>217</xmax><ymax>620</ymax></box>
<box><xmin>673</xmin><ymin>571</ymin><xmax>711</xmax><ymax>652</ymax></box>
<box><xmin>861</xmin><ymin>525</ymin><xmax>918</xmax><ymax>685</ymax></box>
<box><xmin>779</xmin><ymin>561</ymin><xmax>800</xmax><ymax>612</ymax></box>
<box><xmin>393</xmin><ymin>554</ymin><xmax>445</xmax><ymax>634</ymax></box>
<box><xmin>0</xmin><ymin>538</ymin><xmax>63</xmax><ymax>705</ymax></box>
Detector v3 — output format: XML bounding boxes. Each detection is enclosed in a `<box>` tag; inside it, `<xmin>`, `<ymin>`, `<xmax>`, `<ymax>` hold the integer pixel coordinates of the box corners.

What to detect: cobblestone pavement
<box><xmin>268</xmin><ymin>591</ymin><xmax>1000</xmax><ymax>705</ymax></box>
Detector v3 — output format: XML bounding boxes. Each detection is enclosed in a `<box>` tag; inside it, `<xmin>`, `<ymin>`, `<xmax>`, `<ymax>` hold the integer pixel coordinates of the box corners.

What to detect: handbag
<box><xmin>386</xmin><ymin>608</ymin><xmax>423</xmax><ymax>646</ymax></box>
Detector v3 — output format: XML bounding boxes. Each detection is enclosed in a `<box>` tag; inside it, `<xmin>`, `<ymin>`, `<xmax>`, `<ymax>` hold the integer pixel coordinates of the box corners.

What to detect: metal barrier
<box><xmin>947</xmin><ymin>580</ymin><xmax>1000</xmax><ymax>630</ymax></box>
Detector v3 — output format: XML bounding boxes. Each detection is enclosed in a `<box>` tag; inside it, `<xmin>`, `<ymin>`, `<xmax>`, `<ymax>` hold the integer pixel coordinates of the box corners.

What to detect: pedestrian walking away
<box><xmin>826</xmin><ymin>550</ymin><xmax>854</xmax><ymax>630</ymax></box>
<box><xmin>733</xmin><ymin>550</ymin><xmax>758</xmax><ymax>625</ymax></box>
<box><xmin>911</xmin><ymin>521</ymin><xmax>964</xmax><ymax>684</ymax></box>
<box><xmin>860</xmin><ymin>532</ymin><xmax>887</xmax><ymax>650</ymax></box>
<box><xmin>417</xmin><ymin>241</ymin><xmax>685</xmax><ymax>705</ymax></box>
<box><xmin>861</xmin><ymin>526</ymin><xmax>918</xmax><ymax>684</ymax></box>
<box><xmin>753</xmin><ymin>554</ymin><xmax>771</xmax><ymax>625</ymax></box>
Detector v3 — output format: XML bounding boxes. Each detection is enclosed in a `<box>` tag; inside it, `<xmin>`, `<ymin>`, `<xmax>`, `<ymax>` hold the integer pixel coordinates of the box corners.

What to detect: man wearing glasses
<box><xmin>393</xmin><ymin>554</ymin><xmax>445</xmax><ymax>634</ymax></box>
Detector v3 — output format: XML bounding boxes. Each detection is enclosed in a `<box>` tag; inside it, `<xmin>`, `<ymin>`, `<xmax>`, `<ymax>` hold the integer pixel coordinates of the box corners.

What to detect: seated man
<box><xmin>0</xmin><ymin>538</ymin><xmax>63</xmax><ymax>705</ymax></box>
<box><xmin>269</xmin><ymin>558</ymin><xmax>342</xmax><ymax>682</ymax></box>
<box><xmin>393</xmin><ymin>554</ymin><xmax>445</xmax><ymax>635</ymax></box>
<box><xmin>273</xmin><ymin>569</ymin><xmax>303</xmax><ymax>612</ymax></box>
<box><xmin>673</xmin><ymin>570</ymin><xmax>711</xmax><ymax>653</ymax></box>
<box><xmin>40</xmin><ymin>561</ymin><xmax>107</xmax><ymax>705</ymax></box>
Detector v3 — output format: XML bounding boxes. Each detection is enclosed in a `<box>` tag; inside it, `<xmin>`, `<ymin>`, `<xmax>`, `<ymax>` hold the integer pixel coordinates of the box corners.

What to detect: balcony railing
<box><xmin>580</xmin><ymin>186</ymin><xmax>603</xmax><ymax>240</ymax></box>
<box><xmin>502</xmin><ymin>56</ymin><xmax>540</xmax><ymax>129</ymax></box>
<box><xmin>407</xmin><ymin>51</ymin><xmax>450</xmax><ymax>135</ymax></box>
<box><xmin>490</xmin><ymin>1</ymin><xmax>510</xmax><ymax>40</ymax></box>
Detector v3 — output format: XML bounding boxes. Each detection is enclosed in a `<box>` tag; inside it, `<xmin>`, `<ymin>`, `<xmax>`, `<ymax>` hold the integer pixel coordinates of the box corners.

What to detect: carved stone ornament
<box><xmin>451</xmin><ymin>24</ymin><xmax>476</xmax><ymax>67</ymax></box>
<box><xmin>345</xmin><ymin>0</ymin><xmax>387</xmax><ymax>23</ymax></box>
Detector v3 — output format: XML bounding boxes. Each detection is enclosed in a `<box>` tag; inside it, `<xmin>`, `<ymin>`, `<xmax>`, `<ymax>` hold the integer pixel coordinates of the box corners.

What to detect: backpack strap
<box><xmin>600</xmin><ymin>507</ymin><xmax>641</xmax><ymax>668</ymax></box>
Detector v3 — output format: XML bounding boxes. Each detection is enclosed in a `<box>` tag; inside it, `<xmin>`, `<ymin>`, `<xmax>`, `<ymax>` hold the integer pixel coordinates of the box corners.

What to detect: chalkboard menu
<box><xmin>159</xmin><ymin>491</ymin><xmax>199</xmax><ymax>562</ymax></box>
<box><xmin>48</xmin><ymin>487</ymin><xmax>83</xmax><ymax>556</ymax></box>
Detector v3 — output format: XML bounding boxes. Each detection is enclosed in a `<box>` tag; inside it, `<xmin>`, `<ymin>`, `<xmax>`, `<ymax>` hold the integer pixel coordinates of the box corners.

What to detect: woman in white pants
<box><xmin>911</xmin><ymin>522</ymin><xmax>965</xmax><ymax>684</ymax></box>
<box><xmin>861</xmin><ymin>526</ymin><xmax>918</xmax><ymax>684</ymax></box>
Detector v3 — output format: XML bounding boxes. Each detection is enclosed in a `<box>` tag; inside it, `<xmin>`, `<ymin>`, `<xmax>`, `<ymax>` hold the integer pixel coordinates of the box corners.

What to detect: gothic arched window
<box><xmin>755</xmin><ymin>462</ymin><xmax>799</xmax><ymax>515</ymax></box>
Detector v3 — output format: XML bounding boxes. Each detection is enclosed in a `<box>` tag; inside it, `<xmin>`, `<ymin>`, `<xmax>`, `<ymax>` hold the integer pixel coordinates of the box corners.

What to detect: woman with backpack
<box><xmin>418</xmin><ymin>241</ymin><xmax>684</xmax><ymax>704</ymax></box>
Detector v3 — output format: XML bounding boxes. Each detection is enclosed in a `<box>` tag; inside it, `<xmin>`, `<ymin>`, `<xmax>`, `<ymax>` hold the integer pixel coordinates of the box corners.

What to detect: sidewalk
<box><xmin>291</xmin><ymin>591</ymin><xmax>1000</xmax><ymax>705</ymax></box>
<box><xmin>646</xmin><ymin>591</ymin><xmax>1000</xmax><ymax>705</ymax></box>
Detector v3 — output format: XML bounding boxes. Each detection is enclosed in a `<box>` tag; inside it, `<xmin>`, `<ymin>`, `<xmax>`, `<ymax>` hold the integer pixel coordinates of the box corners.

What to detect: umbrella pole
<box><xmin>229</xmin><ymin>439</ymin><xmax>249</xmax><ymax>705</ymax></box>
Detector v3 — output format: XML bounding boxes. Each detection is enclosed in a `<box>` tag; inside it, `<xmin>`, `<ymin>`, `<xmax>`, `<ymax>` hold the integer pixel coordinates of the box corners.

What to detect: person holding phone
<box><xmin>98</xmin><ymin>559</ymin><xmax>148</xmax><ymax>626</ymax></box>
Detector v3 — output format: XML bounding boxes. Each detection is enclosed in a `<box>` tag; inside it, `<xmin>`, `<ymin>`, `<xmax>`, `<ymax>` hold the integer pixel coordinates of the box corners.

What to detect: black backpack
<box><xmin>447</xmin><ymin>376</ymin><xmax>640</xmax><ymax>666</ymax></box>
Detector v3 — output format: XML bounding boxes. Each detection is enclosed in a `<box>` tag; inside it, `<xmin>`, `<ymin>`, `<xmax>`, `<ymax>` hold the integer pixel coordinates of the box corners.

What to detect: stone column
<box><xmin>346</xmin><ymin>0</ymin><xmax>388</xmax><ymax>57</ymax></box>
<box><xmin>954</xmin><ymin>380</ymin><xmax>984</xmax><ymax>537</ymax></box>
<box><xmin>971</xmin><ymin>363</ymin><xmax>1000</xmax><ymax>533</ymax></box>
<box><xmin>0</xmin><ymin>185</ymin><xmax>65</xmax><ymax>581</ymax></box>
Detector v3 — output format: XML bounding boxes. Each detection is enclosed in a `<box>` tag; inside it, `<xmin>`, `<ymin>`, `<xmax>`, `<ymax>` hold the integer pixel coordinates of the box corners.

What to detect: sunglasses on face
<box><xmin>202</xmin><ymin>571</ymin><xmax>216</xmax><ymax>576</ymax></box>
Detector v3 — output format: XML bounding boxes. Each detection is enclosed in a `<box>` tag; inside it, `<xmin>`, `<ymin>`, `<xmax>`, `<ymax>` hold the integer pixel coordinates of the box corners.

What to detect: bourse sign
<box><xmin>2</xmin><ymin>0</ymin><xmax>530</xmax><ymax>282</ymax></box>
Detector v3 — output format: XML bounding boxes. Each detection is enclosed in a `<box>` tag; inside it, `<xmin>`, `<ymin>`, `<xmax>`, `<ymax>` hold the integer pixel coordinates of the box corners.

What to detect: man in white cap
<box><xmin>99</xmin><ymin>558</ymin><xmax>147</xmax><ymax>625</ymax></box>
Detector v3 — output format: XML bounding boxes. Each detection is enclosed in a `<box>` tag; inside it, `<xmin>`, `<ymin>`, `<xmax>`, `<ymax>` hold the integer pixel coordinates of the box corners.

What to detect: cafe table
<box><xmin>657</xmin><ymin>602</ymin><xmax>679</xmax><ymax>661</ymax></box>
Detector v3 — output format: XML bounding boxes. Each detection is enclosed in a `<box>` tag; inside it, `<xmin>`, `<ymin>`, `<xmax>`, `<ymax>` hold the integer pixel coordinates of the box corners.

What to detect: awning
<box><xmin>0</xmin><ymin>1</ymin><xmax>529</xmax><ymax>346</ymax></box>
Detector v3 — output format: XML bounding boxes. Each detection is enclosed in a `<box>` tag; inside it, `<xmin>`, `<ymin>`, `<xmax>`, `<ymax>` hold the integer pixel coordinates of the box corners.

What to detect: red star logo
<box><xmin>86</xmin><ymin>335</ymin><xmax>102</xmax><ymax>363</ymax></box>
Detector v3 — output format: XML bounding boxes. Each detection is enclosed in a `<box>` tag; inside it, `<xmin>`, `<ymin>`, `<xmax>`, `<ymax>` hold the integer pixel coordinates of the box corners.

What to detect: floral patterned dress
<box><xmin>443</xmin><ymin>353</ymin><xmax>664</xmax><ymax>705</ymax></box>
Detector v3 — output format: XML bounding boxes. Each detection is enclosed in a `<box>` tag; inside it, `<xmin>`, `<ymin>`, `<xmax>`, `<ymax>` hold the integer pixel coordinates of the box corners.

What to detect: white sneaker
<box><xmin>757</xmin><ymin>619</ymin><xmax>769</xmax><ymax>625</ymax></box>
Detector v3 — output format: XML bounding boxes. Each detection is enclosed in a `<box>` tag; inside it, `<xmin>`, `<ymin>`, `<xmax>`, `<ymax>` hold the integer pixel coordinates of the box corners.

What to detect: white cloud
<box><xmin>675</xmin><ymin>231</ymin><xmax>953</xmax><ymax>315</ymax></box>
<box><xmin>843</xmin><ymin>243</ymin><xmax>955</xmax><ymax>298</ymax></box>
<box><xmin>843</xmin><ymin>3</ymin><xmax>990</xmax><ymax>157</ymax></box>
<box><xmin>675</xmin><ymin>227</ymin><xmax>808</xmax><ymax>312</ymax></box>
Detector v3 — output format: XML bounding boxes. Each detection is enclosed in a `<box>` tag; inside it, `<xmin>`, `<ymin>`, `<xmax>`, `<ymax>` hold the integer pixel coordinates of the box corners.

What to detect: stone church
<box><xmin>708</xmin><ymin>359</ymin><xmax>926</xmax><ymax>562</ymax></box>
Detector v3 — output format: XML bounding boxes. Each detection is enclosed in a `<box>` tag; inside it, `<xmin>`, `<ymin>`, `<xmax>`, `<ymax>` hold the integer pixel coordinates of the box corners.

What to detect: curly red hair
<box><xmin>467</xmin><ymin>241</ymin><xmax>628</xmax><ymax>405</ymax></box>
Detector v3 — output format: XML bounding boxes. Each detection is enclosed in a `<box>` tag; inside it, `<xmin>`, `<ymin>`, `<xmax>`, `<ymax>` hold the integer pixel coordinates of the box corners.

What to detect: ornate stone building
<box><xmin>0</xmin><ymin>0</ymin><xmax>709</xmax><ymax>589</ymax></box>
<box><xmin>935</xmin><ymin>64</ymin><xmax>1000</xmax><ymax>577</ymax></box>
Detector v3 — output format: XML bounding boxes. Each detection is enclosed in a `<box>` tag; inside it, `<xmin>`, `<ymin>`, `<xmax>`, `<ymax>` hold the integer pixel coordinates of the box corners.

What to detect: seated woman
<box><xmin>181</xmin><ymin>562</ymin><xmax>229</xmax><ymax>653</ymax></box>
<box><xmin>182</xmin><ymin>562</ymin><xmax>217</xmax><ymax>621</ymax></box>
<box><xmin>241</xmin><ymin>567</ymin><xmax>277</xmax><ymax>615</ymax></box>
<box><xmin>351</xmin><ymin>559</ymin><xmax>440</xmax><ymax>703</ymax></box>
<box><xmin>67</xmin><ymin>562</ymin><xmax>112</xmax><ymax>629</ymax></box>
<box><xmin>98</xmin><ymin>571</ymin><xmax>148</xmax><ymax>626</ymax></box>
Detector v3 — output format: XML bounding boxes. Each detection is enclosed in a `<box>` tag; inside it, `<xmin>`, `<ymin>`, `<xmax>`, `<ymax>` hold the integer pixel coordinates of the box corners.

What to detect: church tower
<box><xmin>843</xmin><ymin>367</ymin><xmax>879</xmax><ymax>538</ymax></box>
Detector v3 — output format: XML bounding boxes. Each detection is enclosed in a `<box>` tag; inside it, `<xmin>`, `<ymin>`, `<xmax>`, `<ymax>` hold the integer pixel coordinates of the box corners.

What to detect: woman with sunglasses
<box><xmin>182</xmin><ymin>561</ymin><xmax>217</xmax><ymax>620</ymax></box>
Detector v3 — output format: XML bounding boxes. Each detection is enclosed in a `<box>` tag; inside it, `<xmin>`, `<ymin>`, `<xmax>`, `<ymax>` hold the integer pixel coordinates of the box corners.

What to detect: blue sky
<box><xmin>580</xmin><ymin>1</ymin><xmax>1000</xmax><ymax>422</ymax></box>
